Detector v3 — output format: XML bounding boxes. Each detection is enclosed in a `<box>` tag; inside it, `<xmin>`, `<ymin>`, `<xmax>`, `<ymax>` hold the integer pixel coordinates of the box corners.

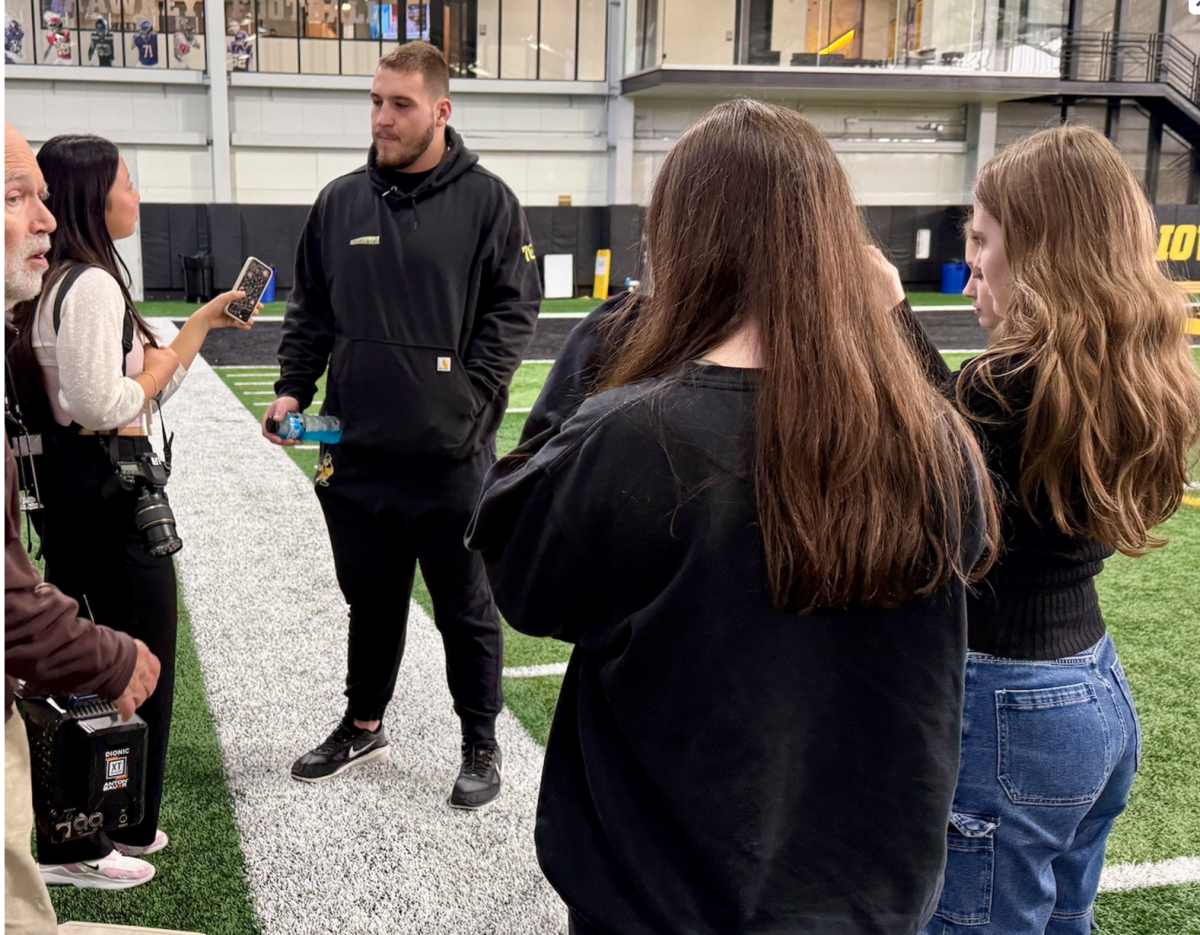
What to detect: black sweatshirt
<box><xmin>468</xmin><ymin>364</ymin><xmax>987</xmax><ymax>935</ymax></box>
<box><xmin>897</xmin><ymin>303</ymin><xmax>1111</xmax><ymax>659</ymax></box>
<box><xmin>276</xmin><ymin>127</ymin><xmax>541</xmax><ymax>458</ymax></box>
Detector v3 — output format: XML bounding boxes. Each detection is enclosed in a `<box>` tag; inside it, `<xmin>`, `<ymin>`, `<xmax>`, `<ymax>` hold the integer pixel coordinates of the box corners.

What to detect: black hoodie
<box><xmin>275</xmin><ymin>127</ymin><xmax>541</xmax><ymax>458</ymax></box>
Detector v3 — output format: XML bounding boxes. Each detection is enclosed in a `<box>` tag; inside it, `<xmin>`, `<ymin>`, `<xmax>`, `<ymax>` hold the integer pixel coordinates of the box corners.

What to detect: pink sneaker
<box><xmin>38</xmin><ymin>851</ymin><xmax>156</xmax><ymax>889</ymax></box>
<box><xmin>112</xmin><ymin>829</ymin><xmax>169</xmax><ymax>857</ymax></box>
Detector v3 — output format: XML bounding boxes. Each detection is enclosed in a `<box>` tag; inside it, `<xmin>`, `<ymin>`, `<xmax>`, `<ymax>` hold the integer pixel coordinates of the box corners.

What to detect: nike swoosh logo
<box><xmin>347</xmin><ymin>743</ymin><xmax>374</xmax><ymax>759</ymax></box>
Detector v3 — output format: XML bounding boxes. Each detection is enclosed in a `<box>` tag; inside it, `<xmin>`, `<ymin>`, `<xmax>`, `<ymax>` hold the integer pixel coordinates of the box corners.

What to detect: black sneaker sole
<box><xmin>291</xmin><ymin>745</ymin><xmax>390</xmax><ymax>783</ymax></box>
<box><xmin>446</xmin><ymin>789</ymin><xmax>501</xmax><ymax>811</ymax></box>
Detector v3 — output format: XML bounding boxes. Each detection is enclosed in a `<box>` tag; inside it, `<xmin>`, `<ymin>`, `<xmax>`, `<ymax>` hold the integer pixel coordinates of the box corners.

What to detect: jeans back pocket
<box><xmin>934</xmin><ymin>812</ymin><xmax>998</xmax><ymax>926</ymax></box>
<box><xmin>996</xmin><ymin>682</ymin><xmax>1113</xmax><ymax>806</ymax></box>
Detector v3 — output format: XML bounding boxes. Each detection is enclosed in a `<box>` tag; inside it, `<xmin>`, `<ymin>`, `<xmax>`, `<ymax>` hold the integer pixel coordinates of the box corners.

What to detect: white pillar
<box><xmin>117</xmin><ymin>148</ymin><xmax>145</xmax><ymax>301</ymax></box>
<box><xmin>964</xmin><ymin>102</ymin><xmax>998</xmax><ymax>199</ymax></box>
<box><xmin>205</xmin><ymin>0</ymin><xmax>233</xmax><ymax>203</ymax></box>
<box><xmin>607</xmin><ymin>0</ymin><xmax>635</xmax><ymax>205</ymax></box>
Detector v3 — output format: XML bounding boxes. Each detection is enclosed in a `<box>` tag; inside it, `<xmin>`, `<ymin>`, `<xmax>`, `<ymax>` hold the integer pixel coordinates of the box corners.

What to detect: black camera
<box><xmin>16</xmin><ymin>693</ymin><xmax>147</xmax><ymax>844</ymax></box>
<box><xmin>112</xmin><ymin>452</ymin><xmax>182</xmax><ymax>558</ymax></box>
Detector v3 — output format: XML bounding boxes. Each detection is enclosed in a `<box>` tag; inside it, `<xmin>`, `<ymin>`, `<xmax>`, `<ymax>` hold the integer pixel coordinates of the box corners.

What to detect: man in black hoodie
<box><xmin>264</xmin><ymin>42</ymin><xmax>540</xmax><ymax>808</ymax></box>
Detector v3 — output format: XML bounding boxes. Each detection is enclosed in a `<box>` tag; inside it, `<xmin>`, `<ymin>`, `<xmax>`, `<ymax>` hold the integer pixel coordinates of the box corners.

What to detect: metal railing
<box><xmin>1061</xmin><ymin>31</ymin><xmax>1200</xmax><ymax>109</ymax></box>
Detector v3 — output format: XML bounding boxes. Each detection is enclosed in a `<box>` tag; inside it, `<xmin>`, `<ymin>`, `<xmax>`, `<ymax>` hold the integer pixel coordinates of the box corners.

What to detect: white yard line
<box><xmin>155</xmin><ymin>322</ymin><xmax>565</xmax><ymax>935</ymax></box>
<box><xmin>503</xmin><ymin>663</ymin><xmax>569</xmax><ymax>678</ymax></box>
<box><xmin>1099</xmin><ymin>856</ymin><xmax>1200</xmax><ymax>892</ymax></box>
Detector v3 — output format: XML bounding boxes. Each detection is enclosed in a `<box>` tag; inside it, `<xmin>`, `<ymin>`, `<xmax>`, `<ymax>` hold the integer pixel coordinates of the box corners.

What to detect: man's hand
<box><xmin>262</xmin><ymin>396</ymin><xmax>302</xmax><ymax>446</ymax></box>
<box><xmin>865</xmin><ymin>245</ymin><xmax>907</xmax><ymax>308</ymax></box>
<box><xmin>114</xmin><ymin>639</ymin><xmax>161</xmax><ymax>721</ymax></box>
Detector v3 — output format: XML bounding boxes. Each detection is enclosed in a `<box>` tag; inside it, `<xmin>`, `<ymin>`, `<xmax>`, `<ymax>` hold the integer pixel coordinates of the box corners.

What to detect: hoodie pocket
<box><xmin>327</xmin><ymin>339</ymin><xmax>481</xmax><ymax>455</ymax></box>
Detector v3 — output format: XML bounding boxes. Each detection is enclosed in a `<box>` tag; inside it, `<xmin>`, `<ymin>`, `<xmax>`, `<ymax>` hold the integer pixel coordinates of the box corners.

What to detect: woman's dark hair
<box><xmin>13</xmin><ymin>134</ymin><xmax>157</xmax><ymax>348</ymax></box>
<box><xmin>601</xmin><ymin>100</ymin><xmax>997</xmax><ymax>612</ymax></box>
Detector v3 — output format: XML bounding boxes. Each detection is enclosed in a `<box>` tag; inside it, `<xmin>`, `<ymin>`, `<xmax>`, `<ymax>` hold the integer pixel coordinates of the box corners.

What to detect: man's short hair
<box><xmin>378</xmin><ymin>41</ymin><xmax>450</xmax><ymax>101</ymax></box>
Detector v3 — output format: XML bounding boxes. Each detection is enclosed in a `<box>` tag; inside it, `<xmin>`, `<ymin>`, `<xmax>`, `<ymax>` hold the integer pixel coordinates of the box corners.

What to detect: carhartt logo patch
<box><xmin>437</xmin><ymin>357</ymin><xmax>452</xmax><ymax>372</ymax></box>
<box><xmin>350</xmin><ymin>236</ymin><xmax>380</xmax><ymax>246</ymax></box>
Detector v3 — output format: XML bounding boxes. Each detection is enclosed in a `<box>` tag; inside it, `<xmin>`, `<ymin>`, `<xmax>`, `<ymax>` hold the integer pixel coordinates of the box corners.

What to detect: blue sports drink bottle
<box><xmin>266</xmin><ymin>412</ymin><xmax>342</xmax><ymax>444</ymax></box>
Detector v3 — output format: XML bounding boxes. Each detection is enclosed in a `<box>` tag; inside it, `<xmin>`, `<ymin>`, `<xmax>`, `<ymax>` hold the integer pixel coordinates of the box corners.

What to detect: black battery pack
<box><xmin>16</xmin><ymin>693</ymin><xmax>147</xmax><ymax>843</ymax></box>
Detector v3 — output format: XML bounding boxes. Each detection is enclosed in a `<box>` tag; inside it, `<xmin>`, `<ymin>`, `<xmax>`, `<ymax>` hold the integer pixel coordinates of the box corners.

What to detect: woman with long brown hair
<box><xmin>468</xmin><ymin>99</ymin><xmax>995</xmax><ymax>935</ymax></box>
<box><xmin>895</xmin><ymin>125</ymin><xmax>1200</xmax><ymax>934</ymax></box>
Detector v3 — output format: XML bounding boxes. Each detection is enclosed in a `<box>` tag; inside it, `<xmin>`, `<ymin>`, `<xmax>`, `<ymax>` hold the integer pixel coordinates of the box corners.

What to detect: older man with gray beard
<box><xmin>5</xmin><ymin>122</ymin><xmax>161</xmax><ymax>930</ymax></box>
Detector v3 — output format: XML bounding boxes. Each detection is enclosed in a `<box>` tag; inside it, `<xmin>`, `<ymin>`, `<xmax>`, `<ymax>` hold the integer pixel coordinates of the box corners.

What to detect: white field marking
<box><xmin>539</xmin><ymin>312</ymin><xmax>588</xmax><ymax>319</ymax></box>
<box><xmin>294</xmin><ymin>444</ymin><xmax>319</xmax><ymax>450</ymax></box>
<box><xmin>252</xmin><ymin>399</ymin><xmax>323</xmax><ymax>406</ymax></box>
<box><xmin>232</xmin><ymin>381</ymin><xmax>278</xmax><ymax>386</ymax></box>
<box><xmin>163</xmin><ymin>316</ymin><xmax>564</xmax><ymax>935</ymax></box>
<box><xmin>524</xmin><ymin>360</ymin><xmax>556</xmax><ymax>365</ymax></box>
<box><xmin>171</xmin><ymin>315</ymin><xmax>286</xmax><ymax>322</ymax></box>
<box><xmin>507</xmin><ymin>407</ymin><xmax>532</xmax><ymax>414</ymax></box>
<box><xmin>242</xmin><ymin>391</ymin><xmax>278</xmax><ymax>396</ymax></box>
<box><xmin>940</xmin><ymin>349</ymin><xmax>987</xmax><ymax>355</ymax></box>
<box><xmin>1098</xmin><ymin>857</ymin><xmax>1200</xmax><ymax>892</ymax></box>
<box><xmin>213</xmin><ymin>364</ymin><xmax>281</xmax><ymax>370</ymax></box>
<box><xmin>503</xmin><ymin>663</ymin><xmax>569</xmax><ymax>678</ymax></box>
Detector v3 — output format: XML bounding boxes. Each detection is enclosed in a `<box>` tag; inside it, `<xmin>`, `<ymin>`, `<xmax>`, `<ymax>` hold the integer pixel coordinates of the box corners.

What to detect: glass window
<box><xmin>5</xmin><ymin>0</ymin><xmax>35</xmax><ymax>64</ymax></box>
<box><xmin>500</xmin><ymin>0</ymin><xmax>536</xmax><ymax>78</ymax></box>
<box><xmin>475</xmin><ymin>0</ymin><xmax>497</xmax><ymax>76</ymax></box>
<box><xmin>340</xmin><ymin>0</ymin><xmax>379</xmax><ymax>73</ymax></box>
<box><xmin>576</xmin><ymin>0</ymin><xmax>603</xmax><ymax>79</ymax></box>
<box><xmin>39</xmin><ymin>0</ymin><xmax>80</xmax><ymax>65</ymax></box>
<box><xmin>300</xmin><ymin>0</ymin><xmax>336</xmax><ymax>72</ymax></box>
<box><xmin>538</xmin><ymin>0</ymin><xmax>574</xmax><ymax>79</ymax></box>
<box><xmin>122</xmin><ymin>0</ymin><xmax>165</xmax><ymax>69</ymax></box>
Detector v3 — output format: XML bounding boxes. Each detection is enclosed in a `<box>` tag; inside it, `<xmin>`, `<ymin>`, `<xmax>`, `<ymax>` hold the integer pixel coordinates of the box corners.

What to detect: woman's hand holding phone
<box><xmin>193</xmin><ymin>289</ymin><xmax>260</xmax><ymax>332</ymax></box>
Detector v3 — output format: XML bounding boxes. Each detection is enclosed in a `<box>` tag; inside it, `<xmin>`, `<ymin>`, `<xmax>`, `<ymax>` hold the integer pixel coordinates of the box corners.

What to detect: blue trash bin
<box><xmin>261</xmin><ymin>268</ymin><xmax>277</xmax><ymax>304</ymax></box>
<box><xmin>941</xmin><ymin>262</ymin><xmax>970</xmax><ymax>294</ymax></box>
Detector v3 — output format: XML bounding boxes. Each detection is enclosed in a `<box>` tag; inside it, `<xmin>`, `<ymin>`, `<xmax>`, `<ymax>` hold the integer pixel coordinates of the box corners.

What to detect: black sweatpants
<box><xmin>35</xmin><ymin>435</ymin><xmax>178</xmax><ymax>863</ymax></box>
<box><xmin>314</xmin><ymin>446</ymin><xmax>502</xmax><ymax>744</ymax></box>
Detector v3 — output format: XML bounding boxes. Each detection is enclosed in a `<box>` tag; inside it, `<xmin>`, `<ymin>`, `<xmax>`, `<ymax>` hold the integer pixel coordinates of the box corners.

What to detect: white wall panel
<box><xmin>133</xmin><ymin>147</ymin><xmax>215</xmax><ymax>203</ymax></box>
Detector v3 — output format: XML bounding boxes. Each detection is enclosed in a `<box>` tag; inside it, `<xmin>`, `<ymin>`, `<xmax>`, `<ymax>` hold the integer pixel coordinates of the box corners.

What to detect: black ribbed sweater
<box><xmin>899</xmin><ymin>303</ymin><xmax>1111</xmax><ymax>659</ymax></box>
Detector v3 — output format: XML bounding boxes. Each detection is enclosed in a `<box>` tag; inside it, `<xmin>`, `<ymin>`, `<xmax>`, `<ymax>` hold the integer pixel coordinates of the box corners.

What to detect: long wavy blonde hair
<box><xmin>970</xmin><ymin>124</ymin><xmax>1200</xmax><ymax>553</ymax></box>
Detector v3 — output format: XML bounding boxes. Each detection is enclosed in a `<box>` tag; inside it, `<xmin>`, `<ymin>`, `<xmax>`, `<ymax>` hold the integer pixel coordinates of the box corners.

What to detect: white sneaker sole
<box><xmin>291</xmin><ymin>744</ymin><xmax>390</xmax><ymax>783</ymax></box>
<box><xmin>39</xmin><ymin>863</ymin><xmax>156</xmax><ymax>890</ymax></box>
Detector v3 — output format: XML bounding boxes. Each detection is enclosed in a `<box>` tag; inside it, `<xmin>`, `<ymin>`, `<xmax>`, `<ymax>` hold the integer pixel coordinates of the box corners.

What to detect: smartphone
<box><xmin>224</xmin><ymin>257</ymin><xmax>273</xmax><ymax>323</ymax></box>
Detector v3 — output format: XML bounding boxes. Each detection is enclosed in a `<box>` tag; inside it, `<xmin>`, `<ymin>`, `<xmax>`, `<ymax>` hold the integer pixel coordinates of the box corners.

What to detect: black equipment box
<box><xmin>16</xmin><ymin>693</ymin><xmax>147</xmax><ymax>843</ymax></box>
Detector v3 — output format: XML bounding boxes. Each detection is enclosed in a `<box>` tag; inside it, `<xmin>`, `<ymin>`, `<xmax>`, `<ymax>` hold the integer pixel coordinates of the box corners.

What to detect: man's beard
<box><xmin>373</xmin><ymin>118</ymin><xmax>438</xmax><ymax>170</ymax></box>
<box><xmin>4</xmin><ymin>233</ymin><xmax>51</xmax><ymax>312</ymax></box>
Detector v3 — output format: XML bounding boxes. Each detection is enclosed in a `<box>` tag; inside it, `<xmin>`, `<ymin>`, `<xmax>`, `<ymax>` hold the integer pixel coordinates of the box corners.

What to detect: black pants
<box><xmin>35</xmin><ymin>436</ymin><xmax>178</xmax><ymax>863</ymax></box>
<box><xmin>315</xmin><ymin>446</ymin><xmax>502</xmax><ymax>744</ymax></box>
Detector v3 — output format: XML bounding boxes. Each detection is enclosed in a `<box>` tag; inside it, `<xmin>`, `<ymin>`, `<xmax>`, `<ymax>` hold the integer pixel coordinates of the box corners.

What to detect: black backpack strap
<box><xmin>51</xmin><ymin>264</ymin><xmax>137</xmax><ymax>376</ymax></box>
<box><xmin>50</xmin><ymin>264</ymin><xmax>92</xmax><ymax>335</ymax></box>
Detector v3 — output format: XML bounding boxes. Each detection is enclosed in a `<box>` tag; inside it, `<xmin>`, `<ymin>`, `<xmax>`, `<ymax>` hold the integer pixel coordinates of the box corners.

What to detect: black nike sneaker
<box><xmin>291</xmin><ymin>719</ymin><xmax>390</xmax><ymax>783</ymax></box>
<box><xmin>448</xmin><ymin>740</ymin><xmax>502</xmax><ymax>810</ymax></box>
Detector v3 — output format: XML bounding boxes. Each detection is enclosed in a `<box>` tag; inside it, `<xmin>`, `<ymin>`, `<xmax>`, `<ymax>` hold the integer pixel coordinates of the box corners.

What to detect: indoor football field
<box><xmin>37</xmin><ymin>299</ymin><xmax>1200</xmax><ymax>935</ymax></box>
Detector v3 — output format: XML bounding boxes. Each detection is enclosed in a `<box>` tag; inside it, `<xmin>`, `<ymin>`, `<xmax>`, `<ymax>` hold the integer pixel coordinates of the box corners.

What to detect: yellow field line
<box><xmin>1184</xmin><ymin>496</ymin><xmax>1200</xmax><ymax>508</ymax></box>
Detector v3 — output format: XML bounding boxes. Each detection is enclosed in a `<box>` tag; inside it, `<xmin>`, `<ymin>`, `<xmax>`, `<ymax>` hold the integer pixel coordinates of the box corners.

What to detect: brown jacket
<box><xmin>4</xmin><ymin>437</ymin><xmax>136</xmax><ymax>720</ymax></box>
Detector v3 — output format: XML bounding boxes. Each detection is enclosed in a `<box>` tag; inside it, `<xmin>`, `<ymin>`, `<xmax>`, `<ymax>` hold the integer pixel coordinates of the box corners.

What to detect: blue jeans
<box><xmin>920</xmin><ymin>634</ymin><xmax>1140</xmax><ymax>935</ymax></box>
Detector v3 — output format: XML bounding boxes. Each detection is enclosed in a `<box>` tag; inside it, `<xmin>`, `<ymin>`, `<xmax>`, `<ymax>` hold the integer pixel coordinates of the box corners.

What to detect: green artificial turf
<box><xmin>1095</xmin><ymin>884</ymin><xmax>1200</xmax><ymax>934</ymax></box>
<box><xmin>907</xmin><ymin>291</ymin><xmax>974</xmax><ymax>307</ymax></box>
<box><xmin>1098</xmin><ymin>503</ymin><xmax>1200</xmax><ymax>866</ymax></box>
<box><xmin>47</xmin><ymin>590</ymin><xmax>261</xmax><ymax>934</ymax></box>
<box><xmin>500</xmin><ymin>675</ymin><xmax>565</xmax><ymax>748</ymax></box>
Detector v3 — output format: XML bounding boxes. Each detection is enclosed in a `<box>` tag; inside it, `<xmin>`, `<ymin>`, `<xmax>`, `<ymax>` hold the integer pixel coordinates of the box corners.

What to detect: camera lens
<box><xmin>133</xmin><ymin>488</ymin><xmax>183</xmax><ymax>558</ymax></box>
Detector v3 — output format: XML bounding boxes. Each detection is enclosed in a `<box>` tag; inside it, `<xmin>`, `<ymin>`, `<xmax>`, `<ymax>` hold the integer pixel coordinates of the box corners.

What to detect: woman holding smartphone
<box><xmin>469</xmin><ymin>100</ymin><xmax>997</xmax><ymax>935</ymax></box>
<box><xmin>890</xmin><ymin>125</ymin><xmax>1200</xmax><ymax>933</ymax></box>
<box><xmin>9</xmin><ymin>134</ymin><xmax>255</xmax><ymax>888</ymax></box>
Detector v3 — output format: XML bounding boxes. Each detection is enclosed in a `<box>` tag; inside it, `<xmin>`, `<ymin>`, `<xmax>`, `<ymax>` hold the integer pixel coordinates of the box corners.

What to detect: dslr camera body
<box><xmin>106</xmin><ymin>450</ymin><xmax>182</xmax><ymax>558</ymax></box>
<box><xmin>16</xmin><ymin>693</ymin><xmax>147</xmax><ymax>843</ymax></box>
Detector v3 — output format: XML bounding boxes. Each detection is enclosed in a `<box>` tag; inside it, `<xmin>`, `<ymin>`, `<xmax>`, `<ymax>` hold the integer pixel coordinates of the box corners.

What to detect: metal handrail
<box><xmin>1061</xmin><ymin>31</ymin><xmax>1200</xmax><ymax>108</ymax></box>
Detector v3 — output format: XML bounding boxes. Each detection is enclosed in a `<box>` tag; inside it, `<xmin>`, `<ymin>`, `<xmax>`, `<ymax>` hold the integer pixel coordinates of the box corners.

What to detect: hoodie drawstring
<box><xmin>383</xmin><ymin>186</ymin><xmax>420</xmax><ymax>231</ymax></box>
